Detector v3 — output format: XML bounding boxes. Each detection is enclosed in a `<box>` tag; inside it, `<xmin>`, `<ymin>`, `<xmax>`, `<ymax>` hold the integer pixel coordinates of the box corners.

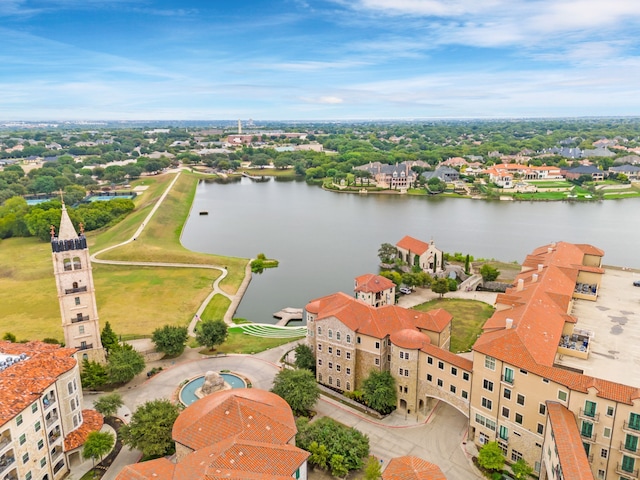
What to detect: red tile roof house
<box><xmin>395</xmin><ymin>236</ymin><xmax>443</xmax><ymax>274</ymax></box>
<box><xmin>0</xmin><ymin>341</ymin><xmax>103</xmax><ymax>480</ymax></box>
<box><xmin>354</xmin><ymin>273</ymin><xmax>396</xmax><ymax>308</ymax></box>
<box><xmin>116</xmin><ymin>389</ymin><xmax>309</xmax><ymax>480</ymax></box>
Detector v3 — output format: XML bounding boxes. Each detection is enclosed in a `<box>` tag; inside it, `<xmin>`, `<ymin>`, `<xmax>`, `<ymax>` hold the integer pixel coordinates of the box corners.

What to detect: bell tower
<box><xmin>51</xmin><ymin>203</ymin><xmax>106</xmax><ymax>364</ymax></box>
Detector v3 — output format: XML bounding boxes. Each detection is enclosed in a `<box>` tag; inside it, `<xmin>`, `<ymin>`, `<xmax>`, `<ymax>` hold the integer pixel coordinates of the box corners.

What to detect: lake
<box><xmin>181</xmin><ymin>177</ymin><xmax>640</xmax><ymax>324</ymax></box>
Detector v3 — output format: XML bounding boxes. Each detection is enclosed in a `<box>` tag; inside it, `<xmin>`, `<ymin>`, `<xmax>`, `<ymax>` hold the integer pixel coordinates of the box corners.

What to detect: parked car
<box><xmin>399</xmin><ymin>287</ymin><xmax>412</xmax><ymax>294</ymax></box>
<box><xmin>633</xmin><ymin>280</ymin><xmax>640</xmax><ymax>287</ymax></box>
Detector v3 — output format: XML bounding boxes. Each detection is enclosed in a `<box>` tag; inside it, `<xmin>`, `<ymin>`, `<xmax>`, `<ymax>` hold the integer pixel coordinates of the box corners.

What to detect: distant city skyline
<box><xmin>1</xmin><ymin>0</ymin><xmax>640</xmax><ymax>120</ymax></box>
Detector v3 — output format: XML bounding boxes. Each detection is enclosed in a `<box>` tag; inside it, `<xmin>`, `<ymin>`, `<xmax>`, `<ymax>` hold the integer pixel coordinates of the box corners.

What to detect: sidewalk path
<box><xmin>89</xmin><ymin>171</ymin><xmax>249</xmax><ymax>331</ymax></box>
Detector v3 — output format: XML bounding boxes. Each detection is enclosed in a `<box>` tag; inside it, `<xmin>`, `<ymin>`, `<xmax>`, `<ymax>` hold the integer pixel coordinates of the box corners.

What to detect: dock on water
<box><xmin>273</xmin><ymin>307</ymin><xmax>303</xmax><ymax>326</ymax></box>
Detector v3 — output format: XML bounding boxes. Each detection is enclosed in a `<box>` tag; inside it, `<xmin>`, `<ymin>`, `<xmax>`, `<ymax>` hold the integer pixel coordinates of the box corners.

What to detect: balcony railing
<box><xmin>48</xmin><ymin>430</ymin><xmax>61</xmax><ymax>444</ymax></box>
<box><xmin>75</xmin><ymin>343</ymin><xmax>93</xmax><ymax>351</ymax></box>
<box><xmin>2</xmin><ymin>470</ymin><xmax>18</xmax><ymax>480</ymax></box>
<box><xmin>501</xmin><ymin>374</ymin><xmax>515</xmax><ymax>385</ymax></box>
<box><xmin>0</xmin><ymin>456</ymin><xmax>16</xmax><ymax>475</ymax></box>
<box><xmin>616</xmin><ymin>463</ymin><xmax>639</xmax><ymax>478</ymax></box>
<box><xmin>71</xmin><ymin>315</ymin><xmax>89</xmax><ymax>323</ymax></box>
<box><xmin>622</xmin><ymin>442</ymin><xmax>640</xmax><ymax>456</ymax></box>
<box><xmin>53</xmin><ymin>459</ymin><xmax>65</xmax><ymax>474</ymax></box>
<box><xmin>46</xmin><ymin>414</ymin><xmax>59</xmax><ymax>428</ymax></box>
<box><xmin>0</xmin><ymin>436</ymin><xmax>10</xmax><ymax>453</ymax></box>
<box><xmin>43</xmin><ymin>396</ymin><xmax>56</xmax><ymax>410</ymax></box>
<box><xmin>625</xmin><ymin>421</ymin><xmax>640</xmax><ymax>433</ymax></box>
<box><xmin>580</xmin><ymin>431</ymin><xmax>597</xmax><ymax>442</ymax></box>
<box><xmin>51</xmin><ymin>447</ymin><xmax>63</xmax><ymax>461</ymax></box>
<box><xmin>579</xmin><ymin>408</ymin><xmax>600</xmax><ymax>421</ymax></box>
<box><xmin>65</xmin><ymin>286</ymin><xmax>87</xmax><ymax>294</ymax></box>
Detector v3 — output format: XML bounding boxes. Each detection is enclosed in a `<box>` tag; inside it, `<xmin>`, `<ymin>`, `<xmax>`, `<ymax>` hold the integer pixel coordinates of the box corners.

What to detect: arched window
<box><xmin>336</xmin><ymin>332</ymin><xmax>341</xmax><ymax>341</ymax></box>
<box><xmin>317</xmin><ymin>326</ymin><xmax>322</xmax><ymax>335</ymax></box>
<box><xmin>328</xmin><ymin>376</ymin><xmax>333</xmax><ymax>385</ymax></box>
<box><xmin>82</xmin><ymin>353</ymin><xmax>88</xmax><ymax>361</ymax></box>
<box><xmin>72</xmin><ymin>282</ymin><xmax>79</xmax><ymax>289</ymax></box>
<box><xmin>318</xmin><ymin>373</ymin><xmax>323</xmax><ymax>382</ymax></box>
<box><xmin>346</xmin><ymin>382</ymin><xmax>351</xmax><ymax>391</ymax></box>
<box><xmin>72</xmin><ymin>257</ymin><xmax>82</xmax><ymax>270</ymax></box>
<box><xmin>328</xmin><ymin>329</ymin><xmax>333</xmax><ymax>339</ymax></box>
<box><xmin>336</xmin><ymin>379</ymin><xmax>341</xmax><ymax>388</ymax></box>
<box><xmin>346</xmin><ymin>335</ymin><xmax>351</xmax><ymax>344</ymax></box>
<box><xmin>63</xmin><ymin>258</ymin><xmax>72</xmax><ymax>271</ymax></box>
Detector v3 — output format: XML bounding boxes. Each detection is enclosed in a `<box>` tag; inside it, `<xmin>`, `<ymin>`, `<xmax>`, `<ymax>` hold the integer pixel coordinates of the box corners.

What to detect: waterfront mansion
<box><xmin>305</xmin><ymin>241</ymin><xmax>640</xmax><ymax>480</ymax></box>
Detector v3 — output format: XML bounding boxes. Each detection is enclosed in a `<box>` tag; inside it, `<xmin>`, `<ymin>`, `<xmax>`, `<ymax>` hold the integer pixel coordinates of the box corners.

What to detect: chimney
<box><xmin>506</xmin><ymin>318</ymin><xmax>514</xmax><ymax>329</ymax></box>
<box><xmin>547</xmin><ymin>247</ymin><xmax>553</xmax><ymax>254</ymax></box>
<box><xmin>538</xmin><ymin>264</ymin><xmax>543</xmax><ymax>272</ymax></box>
<box><xmin>532</xmin><ymin>273</ymin><xmax>538</xmax><ymax>283</ymax></box>
<box><xmin>517</xmin><ymin>278</ymin><xmax>524</xmax><ymax>291</ymax></box>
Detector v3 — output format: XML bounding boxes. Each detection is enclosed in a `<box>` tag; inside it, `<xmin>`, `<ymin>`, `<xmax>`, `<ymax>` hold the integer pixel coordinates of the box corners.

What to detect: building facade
<box><xmin>305</xmin><ymin>242</ymin><xmax>640</xmax><ymax>480</ymax></box>
<box><xmin>0</xmin><ymin>341</ymin><xmax>103</xmax><ymax>480</ymax></box>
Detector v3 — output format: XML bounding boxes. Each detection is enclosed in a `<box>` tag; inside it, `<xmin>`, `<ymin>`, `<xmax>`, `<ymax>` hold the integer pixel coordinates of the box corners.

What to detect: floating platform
<box><xmin>273</xmin><ymin>307</ymin><xmax>303</xmax><ymax>326</ymax></box>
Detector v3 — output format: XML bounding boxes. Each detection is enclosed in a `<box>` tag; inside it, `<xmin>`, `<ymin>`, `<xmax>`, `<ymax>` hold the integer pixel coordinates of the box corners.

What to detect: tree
<box><xmin>119</xmin><ymin>399</ymin><xmax>180</xmax><ymax>458</ymax></box>
<box><xmin>196</xmin><ymin>319</ymin><xmax>228</xmax><ymax>351</ymax></box>
<box><xmin>308</xmin><ymin>441</ymin><xmax>329</xmax><ymax>469</ymax></box>
<box><xmin>512</xmin><ymin>459</ymin><xmax>534</xmax><ymax>479</ymax></box>
<box><xmin>271</xmin><ymin>368</ymin><xmax>319</xmax><ymax>416</ymax></box>
<box><xmin>431</xmin><ymin>278</ymin><xmax>450</xmax><ymax>298</ymax></box>
<box><xmin>2</xmin><ymin>332</ymin><xmax>16</xmax><ymax>342</ymax></box>
<box><xmin>93</xmin><ymin>393</ymin><xmax>123</xmax><ymax>418</ymax></box>
<box><xmin>106</xmin><ymin>347</ymin><xmax>145</xmax><ymax>384</ymax></box>
<box><xmin>101</xmin><ymin>321</ymin><xmax>119</xmax><ymax>354</ymax></box>
<box><xmin>152</xmin><ymin>325</ymin><xmax>188</xmax><ymax>357</ymax></box>
<box><xmin>362</xmin><ymin>370</ymin><xmax>396</xmax><ymax>415</ymax></box>
<box><xmin>296</xmin><ymin>417</ymin><xmax>369</xmax><ymax>472</ymax></box>
<box><xmin>480</xmin><ymin>264</ymin><xmax>500</xmax><ymax>282</ymax></box>
<box><xmin>294</xmin><ymin>343</ymin><xmax>316</xmax><ymax>372</ymax></box>
<box><xmin>477</xmin><ymin>441</ymin><xmax>505</xmax><ymax>473</ymax></box>
<box><xmin>330</xmin><ymin>454</ymin><xmax>349</xmax><ymax>478</ymax></box>
<box><xmin>364</xmin><ymin>455</ymin><xmax>382</xmax><ymax>480</ymax></box>
<box><xmin>464</xmin><ymin>254</ymin><xmax>471</xmax><ymax>275</ymax></box>
<box><xmin>83</xmin><ymin>431</ymin><xmax>115</xmax><ymax>475</ymax></box>
<box><xmin>81</xmin><ymin>359</ymin><xmax>108</xmax><ymax>390</ymax></box>
<box><xmin>377</xmin><ymin>243</ymin><xmax>397</xmax><ymax>264</ymax></box>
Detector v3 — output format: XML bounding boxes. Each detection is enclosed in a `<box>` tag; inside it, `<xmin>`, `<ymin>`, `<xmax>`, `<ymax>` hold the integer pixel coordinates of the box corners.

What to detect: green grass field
<box><xmin>0</xmin><ymin>171</ymin><xmax>249</xmax><ymax>341</ymax></box>
<box><xmin>201</xmin><ymin>329</ymin><xmax>305</xmax><ymax>355</ymax></box>
<box><xmin>412</xmin><ymin>298</ymin><xmax>495</xmax><ymax>353</ymax></box>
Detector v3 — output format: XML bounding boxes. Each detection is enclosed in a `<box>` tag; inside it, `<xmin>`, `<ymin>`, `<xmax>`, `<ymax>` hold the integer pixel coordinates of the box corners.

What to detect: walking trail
<box><xmin>89</xmin><ymin>170</ymin><xmax>252</xmax><ymax>333</ymax></box>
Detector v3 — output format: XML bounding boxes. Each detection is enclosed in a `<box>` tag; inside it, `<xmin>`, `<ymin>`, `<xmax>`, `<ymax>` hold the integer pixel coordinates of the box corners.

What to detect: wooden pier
<box><xmin>273</xmin><ymin>307</ymin><xmax>303</xmax><ymax>326</ymax></box>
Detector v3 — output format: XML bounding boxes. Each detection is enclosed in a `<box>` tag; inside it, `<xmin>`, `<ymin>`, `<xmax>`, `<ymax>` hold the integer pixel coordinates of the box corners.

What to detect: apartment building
<box><xmin>0</xmin><ymin>341</ymin><xmax>103</xmax><ymax>480</ymax></box>
<box><xmin>305</xmin><ymin>242</ymin><xmax>640</xmax><ymax>479</ymax></box>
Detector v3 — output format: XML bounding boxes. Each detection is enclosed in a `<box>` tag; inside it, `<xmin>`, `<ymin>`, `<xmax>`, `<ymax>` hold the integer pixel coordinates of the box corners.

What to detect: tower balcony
<box><xmin>71</xmin><ymin>315</ymin><xmax>90</xmax><ymax>323</ymax></box>
<box><xmin>76</xmin><ymin>343</ymin><xmax>94</xmax><ymax>351</ymax></box>
<box><xmin>65</xmin><ymin>286</ymin><xmax>87</xmax><ymax>294</ymax></box>
<box><xmin>0</xmin><ymin>451</ymin><xmax>16</xmax><ymax>475</ymax></box>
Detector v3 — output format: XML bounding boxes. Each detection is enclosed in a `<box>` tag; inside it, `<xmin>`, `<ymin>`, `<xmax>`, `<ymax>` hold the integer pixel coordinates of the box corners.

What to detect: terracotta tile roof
<box><xmin>116</xmin><ymin>458</ymin><xmax>176</xmax><ymax>480</ymax></box>
<box><xmin>390</xmin><ymin>329</ymin><xmax>431</xmax><ymax>350</ymax></box>
<box><xmin>64</xmin><ymin>409</ymin><xmax>104</xmax><ymax>451</ymax></box>
<box><xmin>396</xmin><ymin>236</ymin><xmax>431</xmax><ymax>256</ymax></box>
<box><xmin>355</xmin><ymin>274</ymin><xmax>395</xmax><ymax>293</ymax></box>
<box><xmin>173</xmin><ymin>390</ymin><xmax>297</xmax><ymax>452</ymax></box>
<box><xmin>382</xmin><ymin>455</ymin><xmax>447</xmax><ymax>480</ymax></box>
<box><xmin>178</xmin><ymin>440</ymin><xmax>309</xmax><ymax>478</ymax></box>
<box><xmin>0</xmin><ymin>341</ymin><xmax>77</xmax><ymax>428</ymax></box>
<box><xmin>308</xmin><ymin>293</ymin><xmax>451</xmax><ymax>338</ymax></box>
<box><xmin>475</xmin><ymin>242</ymin><xmax>640</xmax><ymax>404</ymax></box>
<box><xmin>545</xmin><ymin>402</ymin><xmax>594</xmax><ymax>480</ymax></box>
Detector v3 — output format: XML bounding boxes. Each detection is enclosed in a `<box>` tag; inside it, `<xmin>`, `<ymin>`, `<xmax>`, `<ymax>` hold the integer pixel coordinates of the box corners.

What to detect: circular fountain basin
<box><xmin>179</xmin><ymin>373</ymin><xmax>246</xmax><ymax>406</ymax></box>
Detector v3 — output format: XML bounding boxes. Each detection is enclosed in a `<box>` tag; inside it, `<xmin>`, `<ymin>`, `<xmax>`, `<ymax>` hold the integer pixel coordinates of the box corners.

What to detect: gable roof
<box><xmin>546</xmin><ymin>402</ymin><xmax>595</xmax><ymax>480</ymax></box>
<box><xmin>355</xmin><ymin>274</ymin><xmax>395</xmax><ymax>293</ymax></box>
<box><xmin>307</xmin><ymin>292</ymin><xmax>451</xmax><ymax>337</ymax></box>
<box><xmin>396</xmin><ymin>236</ymin><xmax>431</xmax><ymax>256</ymax></box>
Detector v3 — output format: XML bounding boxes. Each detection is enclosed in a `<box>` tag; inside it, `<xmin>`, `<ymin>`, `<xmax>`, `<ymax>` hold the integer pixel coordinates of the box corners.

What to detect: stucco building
<box><xmin>305</xmin><ymin>241</ymin><xmax>640</xmax><ymax>480</ymax></box>
<box><xmin>0</xmin><ymin>341</ymin><xmax>103</xmax><ymax>480</ymax></box>
<box><xmin>396</xmin><ymin>236</ymin><xmax>443</xmax><ymax>273</ymax></box>
<box><xmin>116</xmin><ymin>389</ymin><xmax>309</xmax><ymax>480</ymax></box>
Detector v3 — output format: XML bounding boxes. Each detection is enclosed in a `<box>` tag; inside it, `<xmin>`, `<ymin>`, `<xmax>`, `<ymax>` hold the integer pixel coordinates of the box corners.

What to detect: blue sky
<box><xmin>2</xmin><ymin>0</ymin><xmax>640</xmax><ymax>120</ymax></box>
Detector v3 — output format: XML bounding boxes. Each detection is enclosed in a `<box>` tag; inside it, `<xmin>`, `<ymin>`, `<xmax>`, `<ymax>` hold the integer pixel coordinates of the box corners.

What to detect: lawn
<box><xmin>200</xmin><ymin>294</ymin><xmax>231</xmax><ymax>321</ymax></box>
<box><xmin>528</xmin><ymin>180</ymin><xmax>573</xmax><ymax>188</ymax></box>
<box><xmin>0</xmin><ymin>171</ymin><xmax>249</xmax><ymax>341</ymax></box>
<box><xmin>200</xmin><ymin>329</ymin><xmax>304</xmax><ymax>355</ymax></box>
<box><xmin>412</xmin><ymin>298</ymin><xmax>495</xmax><ymax>353</ymax></box>
<box><xmin>97</xmin><ymin>171</ymin><xmax>248</xmax><ymax>293</ymax></box>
